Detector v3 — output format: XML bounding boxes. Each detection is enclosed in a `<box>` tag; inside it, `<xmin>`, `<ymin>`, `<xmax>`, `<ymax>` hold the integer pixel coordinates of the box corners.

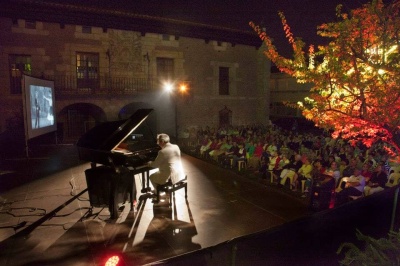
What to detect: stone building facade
<box><xmin>269</xmin><ymin>72</ymin><xmax>313</xmax><ymax>119</ymax></box>
<box><xmin>0</xmin><ymin>1</ymin><xmax>274</xmax><ymax>143</ymax></box>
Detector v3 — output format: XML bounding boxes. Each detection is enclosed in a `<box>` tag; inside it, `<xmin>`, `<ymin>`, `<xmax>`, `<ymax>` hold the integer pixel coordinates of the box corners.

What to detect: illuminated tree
<box><xmin>251</xmin><ymin>0</ymin><xmax>400</xmax><ymax>159</ymax></box>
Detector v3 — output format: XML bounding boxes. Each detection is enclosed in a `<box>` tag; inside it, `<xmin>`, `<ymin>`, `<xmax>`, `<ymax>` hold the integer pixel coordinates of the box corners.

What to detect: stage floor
<box><xmin>0</xmin><ymin>145</ymin><xmax>310</xmax><ymax>265</ymax></box>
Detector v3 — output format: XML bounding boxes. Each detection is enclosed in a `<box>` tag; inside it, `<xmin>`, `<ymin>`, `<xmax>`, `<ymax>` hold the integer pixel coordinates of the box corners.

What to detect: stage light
<box><xmin>105</xmin><ymin>255</ymin><xmax>120</xmax><ymax>266</ymax></box>
<box><xmin>164</xmin><ymin>82</ymin><xmax>173</xmax><ymax>92</ymax></box>
<box><xmin>179</xmin><ymin>83</ymin><xmax>187</xmax><ymax>92</ymax></box>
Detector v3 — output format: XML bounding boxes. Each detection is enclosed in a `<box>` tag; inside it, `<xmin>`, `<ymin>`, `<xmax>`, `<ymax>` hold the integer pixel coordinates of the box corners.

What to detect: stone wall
<box><xmin>0</xmin><ymin>16</ymin><xmax>270</xmax><ymax>139</ymax></box>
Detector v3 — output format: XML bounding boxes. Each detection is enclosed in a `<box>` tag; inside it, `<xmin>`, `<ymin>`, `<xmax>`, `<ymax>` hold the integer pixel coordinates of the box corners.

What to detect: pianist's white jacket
<box><xmin>149</xmin><ymin>142</ymin><xmax>185</xmax><ymax>184</ymax></box>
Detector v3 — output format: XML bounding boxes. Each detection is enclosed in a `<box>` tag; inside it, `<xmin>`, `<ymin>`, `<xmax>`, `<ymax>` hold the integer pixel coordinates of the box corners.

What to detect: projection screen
<box><xmin>23</xmin><ymin>75</ymin><xmax>57</xmax><ymax>139</ymax></box>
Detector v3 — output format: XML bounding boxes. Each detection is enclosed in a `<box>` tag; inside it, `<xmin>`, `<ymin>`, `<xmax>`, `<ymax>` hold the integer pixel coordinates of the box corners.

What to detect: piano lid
<box><xmin>76</xmin><ymin>109</ymin><xmax>155</xmax><ymax>151</ymax></box>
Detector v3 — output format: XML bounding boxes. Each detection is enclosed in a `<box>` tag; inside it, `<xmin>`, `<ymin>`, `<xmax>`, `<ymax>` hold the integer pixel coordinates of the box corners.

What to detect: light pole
<box><xmin>163</xmin><ymin>82</ymin><xmax>178</xmax><ymax>141</ymax></box>
<box><xmin>163</xmin><ymin>81</ymin><xmax>189</xmax><ymax>142</ymax></box>
<box><xmin>143</xmin><ymin>52</ymin><xmax>150</xmax><ymax>89</ymax></box>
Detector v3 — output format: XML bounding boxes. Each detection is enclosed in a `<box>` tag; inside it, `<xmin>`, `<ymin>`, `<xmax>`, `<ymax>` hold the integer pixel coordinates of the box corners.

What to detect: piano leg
<box><xmin>109</xmin><ymin>182</ymin><xmax>119</xmax><ymax>219</ymax></box>
<box><xmin>146</xmin><ymin>169</ymin><xmax>150</xmax><ymax>189</ymax></box>
<box><xmin>110</xmin><ymin>167</ymin><xmax>134</xmax><ymax>219</ymax></box>
<box><xmin>139</xmin><ymin>168</ymin><xmax>152</xmax><ymax>193</ymax></box>
<box><xmin>130</xmin><ymin>177</ymin><xmax>137</xmax><ymax>211</ymax></box>
<box><xmin>141</xmin><ymin>171</ymin><xmax>147</xmax><ymax>193</ymax></box>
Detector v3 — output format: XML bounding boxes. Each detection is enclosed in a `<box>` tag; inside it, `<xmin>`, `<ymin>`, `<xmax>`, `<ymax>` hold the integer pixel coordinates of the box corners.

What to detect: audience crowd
<box><xmin>177</xmin><ymin>121</ymin><xmax>399</xmax><ymax>207</ymax></box>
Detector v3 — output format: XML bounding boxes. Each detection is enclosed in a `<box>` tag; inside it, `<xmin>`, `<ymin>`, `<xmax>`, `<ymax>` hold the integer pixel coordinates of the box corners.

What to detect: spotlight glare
<box><xmin>164</xmin><ymin>82</ymin><xmax>173</xmax><ymax>92</ymax></box>
<box><xmin>179</xmin><ymin>84</ymin><xmax>187</xmax><ymax>92</ymax></box>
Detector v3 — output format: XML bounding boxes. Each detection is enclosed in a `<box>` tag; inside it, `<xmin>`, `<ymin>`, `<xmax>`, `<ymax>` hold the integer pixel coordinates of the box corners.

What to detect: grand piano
<box><xmin>76</xmin><ymin>109</ymin><xmax>160</xmax><ymax>218</ymax></box>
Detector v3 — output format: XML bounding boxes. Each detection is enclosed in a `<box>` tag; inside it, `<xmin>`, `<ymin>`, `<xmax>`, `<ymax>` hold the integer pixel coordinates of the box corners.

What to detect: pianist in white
<box><xmin>148</xmin><ymin>133</ymin><xmax>185</xmax><ymax>196</ymax></box>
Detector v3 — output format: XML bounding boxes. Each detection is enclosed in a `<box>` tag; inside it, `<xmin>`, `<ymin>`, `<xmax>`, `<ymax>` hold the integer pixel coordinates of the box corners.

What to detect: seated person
<box><xmin>218</xmin><ymin>141</ymin><xmax>239</xmax><ymax>167</ymax></box>
<box><xmin>342</xmin><ymin>158</ymin><xmax>358</xmax><ymax>179</ymax></box>
<box><xmin>210</xmin><ymin>138</ymin><xmax>231</xmax><ymax>161</ymax></box>
<box><xmin>232</xmin><ymin>143</ymin><xmax>246</xmax><ymax>168</ymax></box>
<box><xmin>339</xmin><ymin>158</ymin><xmax>349</xmax><ymax>178</ymax></box>
<box><xmin>364</xmin><ymin>164</ymin><xmax>388</xmax><ymax>196</ymax></box>
<box><xmin>327</xmin><ymin>161</ymin><xmax>341</xmax><ymax>186</ymax></box>
<box><xmin>207</xmin><ymin>137</ymin><xmax>222</xmax><ymax>159</ymax></box>
<box><xmin>335</xmin><ymin>168</ymin><xmax>365</xmax><ymax>205</ymax></box>
<box><xmin>314</xmin><ymin>170</ymin><xmax>335</xmax><ymax>190</ymax></box>
<box><xmin>293</xmin><ymin>157</ymin><xmax>313</xmax><ymax>192</ymax></box>
<box><xmin>248</xmin><ymin>141</ymin><xmax>264</xmax><ymax>168</ymax></box>
<box><xmin>279</xmin><ymin>154</ymin><xmax>303</xmax><ymax>186</ymax></box>
<box><xmin>324</xmin><ymin>155</ymin><xmax>336</xmax><ymax>169</ymax></box>
<box><xmin>261</xmin><ymin>144</ymin><xmax>271</xmax><ymax>164</ymax></box>
<box><xmin>311</xmin><ymin>159</ymin><xmax>326</xmax><ymax>179</ymax></box>
<box><xmin>199</xmin><ymin>136</ymin><xmax>213</xmax><ymax>156</ymax></box>
<box><xmin>273</xmin><ymin>152</ymin><xmax>289</xmax><ymax>182</ymax></box>
<box><xmin>266</xmin><ymin>142</ymin><xmax>277</xmax><ymax>156</ymax></box>
<box><xmin>379</xmin><ymin>157</ymin><xmax>391</xmax><ymax>176</ymax></box>
<box><xmin>245</xmin><ymin>140</ymin><xmax>256</xmax><ymax>162</ymax></box>
<box><xmin>148</xmin><ymin>134</ymin><xmax>185</xmax><ymax>203</ymax></box>
<box><xmin>361</xmin><ymin>163</ymin><xmax>373</xmax><ymax>183</ymax></box>
<box><xmin>267</xmin><ymin>151</ymin><xmax>281</xmax><ymax>182</ymax></box>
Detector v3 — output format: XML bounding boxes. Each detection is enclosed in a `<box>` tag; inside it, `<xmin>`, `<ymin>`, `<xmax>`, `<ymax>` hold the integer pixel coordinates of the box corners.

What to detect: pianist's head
<box><xmin>157</xmin><ymin>133</ymin><xmax>170</xmax><ymax>148</ymax></box>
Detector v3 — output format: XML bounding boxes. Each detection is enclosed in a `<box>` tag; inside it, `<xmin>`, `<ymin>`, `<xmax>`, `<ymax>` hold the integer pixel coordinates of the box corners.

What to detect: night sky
<box><xmin>48</xmin><ymin>0</ymin><xmax>373</xmax><ymax>56</ymax></box>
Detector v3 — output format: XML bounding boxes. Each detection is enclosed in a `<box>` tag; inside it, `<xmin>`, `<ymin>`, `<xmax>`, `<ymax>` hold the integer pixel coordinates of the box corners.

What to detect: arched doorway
<box><xmin>58</xmin><ymin>103</ymin><xmax>106</xmax><ymax>142</ymax></box>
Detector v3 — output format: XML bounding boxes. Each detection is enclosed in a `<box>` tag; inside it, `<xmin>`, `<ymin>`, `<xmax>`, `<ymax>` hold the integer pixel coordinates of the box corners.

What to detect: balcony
<box><xmin>45</xmin><ymin>75</ymin><xmax>157</xmax><ymax>98</ymax></box>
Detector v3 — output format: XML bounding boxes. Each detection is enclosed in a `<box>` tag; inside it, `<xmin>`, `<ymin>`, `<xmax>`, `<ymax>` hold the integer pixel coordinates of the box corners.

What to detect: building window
<box><xmin>156</xmin><ymin>57</ymin><xmax>174</xmax><ymax>81</ymax></box>
<box><xmin>76</xmin><ymin>52</ymin><xmax>99</xmax><ymax>89</ymax></box>
<box><xmin>82</xmin><ymin>26</ymin><xmax>92</xmax><ymax>34</ymax></box>
<box><xmin>25</xmin><ymin>20</ymin><xmax>36</xmax><ymax>29</ymax></box>
<box><xmin>8</xmin><ymin>54</ymin><xmax>31</xmax><ymax>94</ymax></box>
<box><xmin>162</xmin><ymin>34</ymin><xmax>170</xmax><ymax>41</ymax></box>
<box><xmin>219</xmin><ymin>67</ymin><xmax>229</xmax><ymax>95</ymax></box>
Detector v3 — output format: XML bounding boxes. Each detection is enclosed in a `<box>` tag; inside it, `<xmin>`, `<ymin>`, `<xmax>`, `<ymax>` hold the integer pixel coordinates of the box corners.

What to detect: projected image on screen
<box><xmin>23</xmin><ymin>75</ymin><xmax>56</xmax><ymax>140</ymax></box>
<box><xmin>30</xmin><ymin>85</ymin><xmax>54</xmax><ymax>129</ymax></box>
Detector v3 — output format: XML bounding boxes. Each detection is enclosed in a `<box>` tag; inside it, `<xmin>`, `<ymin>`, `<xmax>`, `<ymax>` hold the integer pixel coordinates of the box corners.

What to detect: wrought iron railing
<box><xmin>44</xmin><ymin>75</ymin><xmax>156</xmax><ymax>97</ymax></box>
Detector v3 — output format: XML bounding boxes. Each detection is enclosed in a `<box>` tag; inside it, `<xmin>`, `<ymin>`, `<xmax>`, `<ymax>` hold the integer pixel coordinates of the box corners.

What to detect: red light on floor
<box><xmin>105</xmin><ymin>255</ymin><xmax>120</xmax><ymax>266</ymax></box>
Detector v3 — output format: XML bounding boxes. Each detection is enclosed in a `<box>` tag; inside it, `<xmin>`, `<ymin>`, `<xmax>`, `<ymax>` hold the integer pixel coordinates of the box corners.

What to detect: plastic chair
<box><xmin>238</xmin><ymin>160</ymin><xmax>247</xmax><ymax>171</ymax></box>
<box><xmin>268</xmin><ymin>170</ymin><xmax>276</xmax><ymax>183</ymax></box>
<box><xmin>335</xmin><ymin>177</ymin><xmax>349</xmax><ymax>193</ymax></box>
<box><xmin>389</xmin><ymin>166</ymin><xmax>400</xmax><ymax>174</ymax></box>
<box><xmin>385</xmin><ymin>173</ymin><xmax>400</xmax><ymax>188</ymax></box>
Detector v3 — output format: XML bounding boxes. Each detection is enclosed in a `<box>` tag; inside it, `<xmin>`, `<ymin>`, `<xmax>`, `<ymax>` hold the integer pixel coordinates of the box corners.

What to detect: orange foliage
<box><xmin>250</xmin><ymin>0</ymin><xmax>400</xmax><ymax>161</ymax></box>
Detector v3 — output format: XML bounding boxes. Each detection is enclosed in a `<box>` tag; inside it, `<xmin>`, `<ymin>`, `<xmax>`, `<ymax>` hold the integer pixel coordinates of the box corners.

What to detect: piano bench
<box><xmin>156</xmin><ymin>176</ymin><xmax>188</xmax><ymax>206</ymax></box>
